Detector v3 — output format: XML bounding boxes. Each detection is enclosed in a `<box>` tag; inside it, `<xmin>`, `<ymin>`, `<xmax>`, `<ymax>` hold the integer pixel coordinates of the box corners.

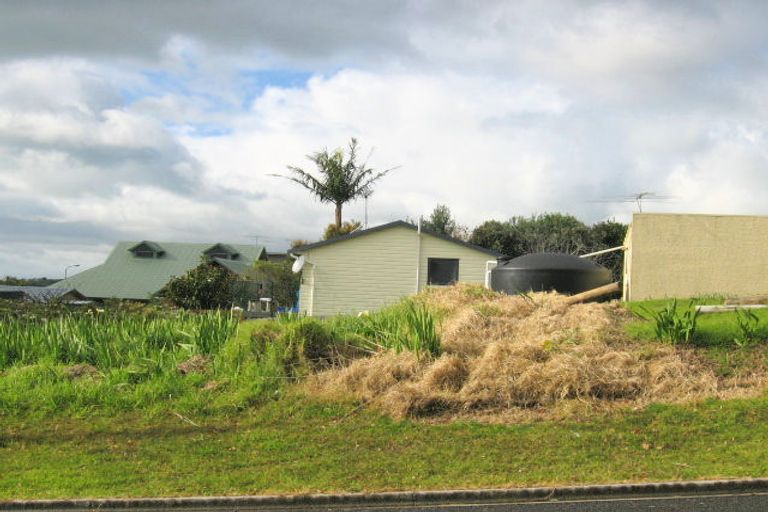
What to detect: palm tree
<box><xmin>272</xmin><ymin>138</ymin><xmax>394</xmax><ymax>228</ymax></box>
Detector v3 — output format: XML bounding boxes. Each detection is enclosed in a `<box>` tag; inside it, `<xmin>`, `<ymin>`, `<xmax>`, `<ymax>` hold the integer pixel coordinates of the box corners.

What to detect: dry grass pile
<box><xmin>63</xmin><ymin>363</ymin><xmax>101</xmax><ymax>380</ymax></box>
<box><xmin>310</xmin><ymin>284</ymin><xmax>761</xmax><ymax>420</ymax></box>
<box><xmin>177</xmin><ymin>355</ymin><xmax>211</xmax><ymax>375</ymax></box>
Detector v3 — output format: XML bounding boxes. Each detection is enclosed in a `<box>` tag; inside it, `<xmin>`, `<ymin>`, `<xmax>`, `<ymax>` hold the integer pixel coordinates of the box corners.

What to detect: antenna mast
<box><xmin>588</xmin><ymin>192</ymin><xmax>674</xmax><ymax>213</ymax></box>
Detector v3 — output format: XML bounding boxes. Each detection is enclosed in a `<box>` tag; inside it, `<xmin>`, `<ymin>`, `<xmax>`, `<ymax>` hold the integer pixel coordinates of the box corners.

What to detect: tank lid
<box><xmin>498</xmin><ymin>252</ymin><xmax>607</xmax><ymax>271</ymax></box>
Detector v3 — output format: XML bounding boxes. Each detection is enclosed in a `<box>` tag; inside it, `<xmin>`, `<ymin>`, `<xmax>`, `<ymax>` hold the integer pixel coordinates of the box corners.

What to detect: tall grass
<box><xmin>0</xmin><ymin>297</ymin><xmax>442</xmax><ymax>418</ymax></box>
<box><xmin>0</xmin><ymin>310</ymin><xmax>245</xmax><ymax>416</ymax></box>
<box><xmin>0</xmin><ymin>310</ymin><xmax>238</xmax><ymax>369</ymax></box>
<box><xmin>639</xmin><ymin>299</ymin><xmax>699</xmax><ymax>345</ymax></box>
<box><xmin>342</xmin><ymin>300</ymin><xmax>441</xmax><ymax>357</ymax></box>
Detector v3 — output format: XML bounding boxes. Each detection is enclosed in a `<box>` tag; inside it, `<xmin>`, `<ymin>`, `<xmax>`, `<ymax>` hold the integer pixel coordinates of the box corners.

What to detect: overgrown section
<box><xmin>0</xmin><ymin>310</ymin><xmax>236</xmax><ymax>368</ymax></box>
<box><xmin>309</xmin><ymin>285</ymin><xmax>767</xmax><ymax>419</ymax></box>
<box><xmin>0</xmin><ymin>299</ymin><xmax>442</xmax><ymax>417</ymax></box>
<box><xmin>4</xmin><ymin>288</ymin><xmax>768</xmax><ymax>422</ymax></box>
<box><xmin>0</xmin><ymin>309</ymin><xmax>248</xmax><ymax>416</ymax></box>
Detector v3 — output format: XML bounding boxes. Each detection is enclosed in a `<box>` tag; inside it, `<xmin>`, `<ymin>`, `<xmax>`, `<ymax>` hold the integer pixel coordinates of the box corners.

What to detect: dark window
<box><xmin>134</xmin><ymin>250</ymin><xmax>155</xmax><ymax>258</ymax></box>
<box><xmin>208</xmin><ymin>252</ymin><xmax>230</xmax><ymax>260</ymax></box>
<box><xmin>427</xmin><ymin>258</ymin><xmax>459</xmax><ymax>285</ymax></box>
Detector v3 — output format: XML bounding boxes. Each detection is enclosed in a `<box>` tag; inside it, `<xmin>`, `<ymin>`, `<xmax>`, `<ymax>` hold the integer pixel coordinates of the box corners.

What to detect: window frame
<box><xmin>427</xmin><ymin>257</ymin><xmax>460</xmax><ymax>286</ymax></box>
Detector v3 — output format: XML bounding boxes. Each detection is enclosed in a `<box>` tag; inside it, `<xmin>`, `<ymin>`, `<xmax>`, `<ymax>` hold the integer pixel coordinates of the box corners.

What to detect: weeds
<box><xmin>734</xmin><ymin>308</ymin><xmax>762</xmax><ymax>347</ymax></box>
<box><xmin>641</xmin><ymin>299</ymin><xmax>699</xmax><ymax>344</ymax></box>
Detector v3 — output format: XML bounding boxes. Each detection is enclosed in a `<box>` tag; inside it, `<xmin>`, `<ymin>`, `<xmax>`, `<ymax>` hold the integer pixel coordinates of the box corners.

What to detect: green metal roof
<box><xmin>204</xmin><ymin>243</ymin><xmax>239</xmax><ymax>257</ymax></box>
<box><xmin>211</xmin><ymin>257</ymin><xmax>260</xmax><ymax>279</ymax></box>
<box><xmin>57</xmin><ymin>242</ymin><xmax>266</xmax><ymax>300</ymax></box>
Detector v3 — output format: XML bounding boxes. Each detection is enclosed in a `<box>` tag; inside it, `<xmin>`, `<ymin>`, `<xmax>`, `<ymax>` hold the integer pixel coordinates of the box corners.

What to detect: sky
<box><xmin>2</xmin><ymin>0</ymin><xmax>768</xmax><ymax>278</ymax></box>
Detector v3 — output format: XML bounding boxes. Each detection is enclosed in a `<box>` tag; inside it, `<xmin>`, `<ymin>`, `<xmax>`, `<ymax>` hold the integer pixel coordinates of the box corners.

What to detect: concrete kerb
<box><xmin>4</xmin><ymin>479</ymin><xmax>768</xmax><ymax>510</ymax></box>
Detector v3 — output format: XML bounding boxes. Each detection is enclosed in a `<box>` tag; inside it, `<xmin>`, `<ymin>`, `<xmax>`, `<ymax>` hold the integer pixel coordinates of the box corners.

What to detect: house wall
<box><xmin>625</xmin><ymin>213</ymin><xmax>768</xmax><ymax>300</ymax></box>
<box><xmin>298</xmin><ymin>225</ymin><xmax>495</xmax><ymax>316</ymax></box>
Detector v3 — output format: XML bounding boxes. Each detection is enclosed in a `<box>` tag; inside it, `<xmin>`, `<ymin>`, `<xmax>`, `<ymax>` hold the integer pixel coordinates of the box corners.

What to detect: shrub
<box><xmin>160</xmin><ymin>262</ymin><xmax>237</xmax><ymax>309</ymax></box>
<box><xmin>284</xmin><ymin>320</ymin><xmax>335</xmax><ymax>367</ymax></box>
<box><xmin>323</xmin><ymin>220</ymin><xmax>362</xmax><ymax>240</ymax></box>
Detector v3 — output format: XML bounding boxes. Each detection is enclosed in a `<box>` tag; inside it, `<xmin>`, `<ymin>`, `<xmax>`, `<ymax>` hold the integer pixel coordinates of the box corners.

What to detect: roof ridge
<box><xmin>293</xmin><ymin>220</ymin><xmax>502</xmax><ymax>257</ymax></box>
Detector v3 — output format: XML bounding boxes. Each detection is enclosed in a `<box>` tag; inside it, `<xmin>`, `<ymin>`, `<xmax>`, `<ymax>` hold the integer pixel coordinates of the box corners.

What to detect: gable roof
<box><xmin>55</xmin><ymin>241</ymin><xmax>266</xmax><ymax>300</ymax></box>
<box><xmin>128</xmin><ymin>241</ymin><xmax>165</xmax><ymax>255</ymax></box>
<box><xmin>293</xmin><ymin>220</ymin><xmax>502</xmax><ymax>257</ymax></box>
<box><xmin>204</xmin><ymin>243</ymin><xmax>240</xmax><ymax>258</ymax></box>
<box><xmin>211</xmin><ymin>257</ymin><xmax>260</xmax><ymax>279</ymax></box>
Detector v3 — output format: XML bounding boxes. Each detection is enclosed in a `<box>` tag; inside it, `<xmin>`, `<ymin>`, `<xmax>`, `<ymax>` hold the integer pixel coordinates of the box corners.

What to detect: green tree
<box><xmin>589</xmin><ymin>220</ymin><xmax>629</xmax><ymax>282</ymax></box>
<box><xmin>160</xmin><ymin>262</ymin><xmax>237</xmax><ymax>310</ymax></box>
<box><xmin>323</xmin><ymin>220</ymin><xmax>362</xmax><ymax>240</ymax></box>
<box><xmin>421</xmin><ymin>204</ymin><xmax>457</xmax><ymax>237</ymax></box>
<box><xmin>470</xmin><ymin>220</ymin><xmax>525</xmax><ymax>257</ymax></box>
<box><xmin>470</xmin><ymin>213</ymin><xmax>590</xmax><ymax>258</ymax></box>
<box><xmin>272</xmin><ymin>138</ymin><xmax>394</xmax><ymax>228</ymax></box>
<box><xmin>514</xmin><ymin>213</ymin><xmax>591</xmax><ymax>255</ymax></box>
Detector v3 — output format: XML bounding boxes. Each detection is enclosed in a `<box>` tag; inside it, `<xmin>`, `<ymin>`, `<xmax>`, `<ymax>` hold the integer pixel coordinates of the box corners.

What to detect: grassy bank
<box><xmin>3</xmin><ymin>393</ymin><xmax>768</xmax><ymax>499</ymax></box>
<box><xmin>3</xmin><ymin>291</ymin><xmax>768</xmax><ymax>498</ymax></box>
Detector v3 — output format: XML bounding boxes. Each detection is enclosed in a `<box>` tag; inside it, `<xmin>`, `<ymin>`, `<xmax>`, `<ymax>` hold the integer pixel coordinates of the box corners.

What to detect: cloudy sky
<box><xmin>3</xmin><ymin>0</ymin><xmax>768</xmax><ymax>277</ymax></box>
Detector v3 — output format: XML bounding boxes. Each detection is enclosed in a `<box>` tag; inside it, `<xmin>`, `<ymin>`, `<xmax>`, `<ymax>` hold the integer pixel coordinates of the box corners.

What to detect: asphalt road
<box><xmin>315</xmin><ymin>492</ymin><xmax>768</xmax><ymax>511</ymax></box>
<box><xmin>6</xmin><ymin>493</ymin><xmax>768</xmax><ymax>512</ymax></box>
<box><xmin>5</xmin><ymin>481</ymin><xmax>768</xmax><ymax>512</ymax></box>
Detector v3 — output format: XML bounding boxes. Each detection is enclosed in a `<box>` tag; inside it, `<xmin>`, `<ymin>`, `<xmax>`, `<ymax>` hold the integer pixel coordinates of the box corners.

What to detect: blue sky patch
<box><xmin>238</xmin><ymin>68</ymin><xmax>313</xmax><ymax>109</ymax></box>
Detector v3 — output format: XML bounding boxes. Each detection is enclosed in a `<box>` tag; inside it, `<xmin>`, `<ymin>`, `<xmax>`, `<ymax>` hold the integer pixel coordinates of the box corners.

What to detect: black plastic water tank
<box><xmin>490</xmin><ymin>253</ymin><xmax>612</xmax><ymax>295</ymax></box>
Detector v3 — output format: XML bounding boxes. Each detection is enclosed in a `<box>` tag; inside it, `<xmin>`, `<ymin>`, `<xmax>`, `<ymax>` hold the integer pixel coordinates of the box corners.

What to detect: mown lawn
<box><xmin>3</xmin><ymin>393</ymin><xmax>768</xmax><ymax>499</ymax></box>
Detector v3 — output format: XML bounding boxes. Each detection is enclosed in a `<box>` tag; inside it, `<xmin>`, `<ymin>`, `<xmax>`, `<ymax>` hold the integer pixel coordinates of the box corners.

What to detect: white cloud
<box><xmin>183</xmin><ymin>70</ymin><xmax>571</xmax><ymax>237</ymax></box>
<box><xmin>665</xmin><ymin>138</ymin><xmax>768</xmax><ymax>214</ymax></box>
<box><xmin>3</xmin><ymin>1</ymin><xmax>768</xmax><ymax>277</ymax></box>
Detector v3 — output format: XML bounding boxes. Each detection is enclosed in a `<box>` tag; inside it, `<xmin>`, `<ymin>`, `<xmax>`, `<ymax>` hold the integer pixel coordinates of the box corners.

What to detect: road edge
<box><xmin>3</xmin><ymin>478</ymin><xmax>768</xmax><ymax>509</ymax></box>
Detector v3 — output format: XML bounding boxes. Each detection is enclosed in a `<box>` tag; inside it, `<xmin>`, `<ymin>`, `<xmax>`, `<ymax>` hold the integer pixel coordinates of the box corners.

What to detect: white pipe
<box><xmin>484</xmin><ymin>260</ymin><xmax>497</xmax><ymax>289</ymax></box>
<box><xmin>696</xmin><ymin>305</ymin><xmax>768</xmax><ymax>314</ymax></box>
<box><xmin>308</xmin><ymin>264</ymin><xmax>315</xmax><ymax>317</ymax></box>
<box><xmin>415</xmin><ymin>218</ymin><xmax>422</xmax><ymax>292</ymax></box>
<box><xmin>580</xmin><ymin>245</ymin><xmax>626</xmax><ymax>258</ymax></box>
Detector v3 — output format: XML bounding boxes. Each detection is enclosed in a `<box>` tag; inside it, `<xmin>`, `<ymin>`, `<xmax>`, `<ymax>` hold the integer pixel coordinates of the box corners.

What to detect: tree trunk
<box><xmin>335</xmin><ymin>203</ymin><xmax>343</xmax><ymax>228</ymax></box>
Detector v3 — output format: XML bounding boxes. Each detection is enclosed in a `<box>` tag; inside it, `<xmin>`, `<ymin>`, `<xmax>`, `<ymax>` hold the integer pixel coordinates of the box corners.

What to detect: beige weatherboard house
<box><xmin>292</xmin><ymin>220</ymin><xmax>502</xmax><ymax>316</ymax></box>
<box><xmin>623</xmin><ymin>213</ymin><xmax>768</xmax><ymax>301</ymax></box>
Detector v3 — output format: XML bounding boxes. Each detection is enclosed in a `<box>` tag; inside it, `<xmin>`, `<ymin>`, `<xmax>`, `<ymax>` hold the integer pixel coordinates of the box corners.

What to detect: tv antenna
<box><xmin>588</xmin><ymin>192</ymin><xmax>675</xmax><ymax>212</ymax></box>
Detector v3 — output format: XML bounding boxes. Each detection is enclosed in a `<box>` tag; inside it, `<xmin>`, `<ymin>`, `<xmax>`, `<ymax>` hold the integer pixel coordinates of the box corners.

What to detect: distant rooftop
<box><xmin>54</xmin><ymin>241</ymin><xmax>267</xmax><ymax>300</ymax></box>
